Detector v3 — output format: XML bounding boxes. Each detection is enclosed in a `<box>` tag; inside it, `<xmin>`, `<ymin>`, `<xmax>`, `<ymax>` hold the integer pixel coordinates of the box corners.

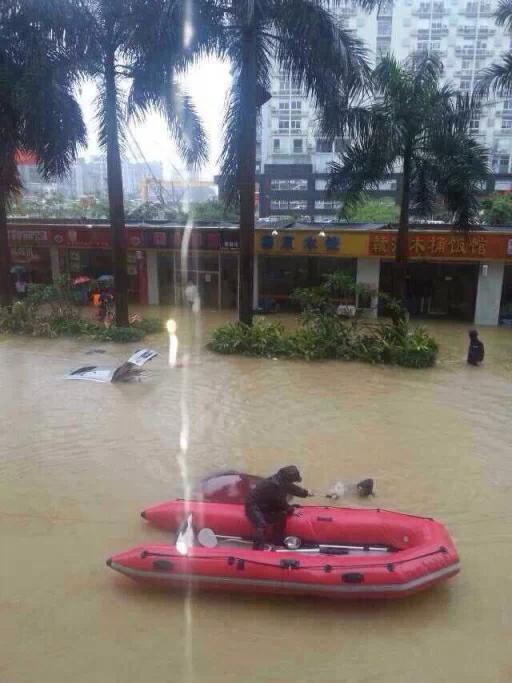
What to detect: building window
<box><xmin>278</xmin><ymin>119</ymin><xmax>289</xmax><ymax>130</ymax></box>
<box><xmin>334</xmin><ymin>138</ymin><xmax>347</xmax><ymax>154</ymax></box>
<box><xmin>462</xmin><ymin>59</ymin><xmax>472</xmax><ymax>70</ymax></box>
<box><xmin>279</xmin><ymin>101</ymin><xmax>289</xmax><ymax>111</ymax></box>
<box><xmin>377</xmin><ymin>17</ymin><xmax>392</xmax><ymax>36</ymax></box>
<box><xmin>271</xmin><ymin>179</ymin><xmax>308</xmax><ymax>191</ymax></box>
<box><xmin>469</xmin><ymin>117</ymin><xmax>480</xmax><ymax>131</ymax></box>
<box><xmin>315</xmin><ymin>179</ymin><xmax>328</xmax><ymax>191</ymax></box>
<box><xmin>289</xmin><ymin>200</ymin><xmax>308</xmax><ymax>210</ymax></box>
<box><xmin>377</xmin><ymin>37</ymin><xmax>392</xmax><ymax>54</ymax></box>
<box><xmin>316</xmin><ymin>139</ymin><xmax>332</xmax><ymax>153</ymax></box>
<box><xmin>290</xmin><ymin>179</ymin><xmax>308</xmax><ymax>190</ymax></box>
<box><xmin>291</xmin><ymin>119</ymin><xmax>301</xmax><ymax>130</ymax></box>
<box><xmin>378</xmin><ymin>179</ymin><xmax>397</xmax><ymax>191</ymax></box>
<box><xmin>291</xmin><ymin>100</ymin><xmax>302</xmax><ymax>110</ymax></box>
<box><xmin>293</xmin><ymin>139</ymin><xmax>303</xmax><ymax>153</ymax></box>
<box><xmin>492</xmin><ymin>154</ymin><xmax>510</xmax><ymax>173</ymax></box>
<box><xmin>504</xmin><ymin>99</ymin><xmax>512</xmax><ymax>111</ymax></box>
<box><xmin>270</xmin><ymin>200</ymin><xmax>290</xmax><ymax>210</ymax></box>
<box><xmin>315</xmin><ymin>200</ymin><xmax>340</xmax><ymax>209</ymax></box>
<box><xmin>460</xmin><ymin>79</ymin><xmax>471</xmax><ymax>92</ymax></box>
<box><xmin>273</xmin><ymin>138</ymin><xmax>281</xmax><ymax>152</ymax></box>
<box><xmin>502</xmin><ymin>118</ymin><xmax>512</xmax><ymax>129</ymax></box>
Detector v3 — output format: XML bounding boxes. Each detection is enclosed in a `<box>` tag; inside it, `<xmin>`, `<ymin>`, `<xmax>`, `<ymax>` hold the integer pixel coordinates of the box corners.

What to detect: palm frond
<box><xmin>495</xmin><ymin>0</ymin><xmax>512</xmax><ymax>29</ymax></box>
<box><xmin>327</xmin><ymin>130</ymin><xmax>398</xmax><ymax>215</ymax></box>
<box><xmin>477</xmin><ymin>53</ymin><xmax>512</xmax><ymax>97</ymax></box>
<box><xmin>219</xmin><ymin>78</ymin><xmax>242</xmax><ymax>207</ymax></box>
<box><xmin>95</xmin><ymin>75</ymin><xmax>126</xmax><ymax>155</ymax></box>
<box><xmin>270</xmin><ymin>0</ymin><xmax>371</xmax><ymax>110</ymax></box>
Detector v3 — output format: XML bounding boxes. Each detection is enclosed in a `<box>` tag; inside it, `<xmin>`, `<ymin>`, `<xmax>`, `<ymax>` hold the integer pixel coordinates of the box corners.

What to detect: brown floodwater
<box><xmin>1</xmin><ymin>310</ymin><xmax>511</xmax><ymax>683</ymax></box>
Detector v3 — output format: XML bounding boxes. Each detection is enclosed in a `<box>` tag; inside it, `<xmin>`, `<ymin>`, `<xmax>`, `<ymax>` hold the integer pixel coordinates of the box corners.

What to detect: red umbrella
<box><xmin>73</xmin><ymin>276</ymin><xmax>91</xmax><ymax>286</ymax></box>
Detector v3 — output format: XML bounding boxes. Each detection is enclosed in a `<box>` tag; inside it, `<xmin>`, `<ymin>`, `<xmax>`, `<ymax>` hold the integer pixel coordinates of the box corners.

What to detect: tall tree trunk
<box><xmin>394</xmin><ymin>144</ymin><xmax>412</xmax><ymax>307</ymax></box>
<box><xmin>0</xmin><ymin>183</ymin><xmax>12</xmax><ymax>307</ymax></box>
<box><xmin>104</xmin><ymin>54</ymin><xmax>129</xmax><ymax>327</ymax></box>
<box><xmin>238</xmin><ymin>19</ymin><xmax>257</xmax><ymax>326</ymax></box>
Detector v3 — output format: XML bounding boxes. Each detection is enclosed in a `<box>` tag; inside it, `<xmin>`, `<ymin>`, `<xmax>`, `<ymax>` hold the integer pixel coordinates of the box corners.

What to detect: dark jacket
<box><xmin>467</xmin><ymin>339</ymin><xmax>484</xmax><ymax>365</ymax></box>
<box><xmin>245</xmin><ymin>472</ymin><xmax>308</xmax><ymax>522</ymax></box>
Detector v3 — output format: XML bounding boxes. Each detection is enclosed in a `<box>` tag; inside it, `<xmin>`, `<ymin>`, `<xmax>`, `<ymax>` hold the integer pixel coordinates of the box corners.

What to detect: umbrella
<box><xmin>73</xmin><ymin>276</ymin><xmax>91</xmax><ymax>286</ymax></box>
<box><xmin>10</xmin><ymin>265</ymin><xmax>26</xmax><ymax>275</ymax></box>
<box><xmin>97</xmin><ymin>274</ymin><xmax>114</xmax><ymax>282</ymax></box>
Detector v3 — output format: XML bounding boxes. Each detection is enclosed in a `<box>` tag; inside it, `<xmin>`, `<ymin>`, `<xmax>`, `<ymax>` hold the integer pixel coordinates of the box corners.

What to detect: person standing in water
<box><xmin>467</xmin><ymin>329</ymin><xmax>484</xmax><ymax>366</ymax></box>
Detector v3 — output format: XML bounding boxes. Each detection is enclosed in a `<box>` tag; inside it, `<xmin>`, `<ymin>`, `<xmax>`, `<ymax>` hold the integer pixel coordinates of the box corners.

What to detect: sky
<box><xmin>77</xmin><ymin>57</ymin><xmax>232</xmax><ymax>182</ymax></box>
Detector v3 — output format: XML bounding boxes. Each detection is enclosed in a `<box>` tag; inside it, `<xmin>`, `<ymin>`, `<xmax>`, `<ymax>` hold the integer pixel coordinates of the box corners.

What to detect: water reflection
<box><xmin>0</xmin><ymin>314</ymin><xmax>511</xmax><ymax>682</ymax></box>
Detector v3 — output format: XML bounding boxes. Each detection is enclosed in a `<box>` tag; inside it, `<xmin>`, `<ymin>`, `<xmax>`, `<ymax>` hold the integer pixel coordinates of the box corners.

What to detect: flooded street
<box><xmin>1</xmin><ymin>311</ymin><xmax>511</xmax><ymax>683</ymax></box>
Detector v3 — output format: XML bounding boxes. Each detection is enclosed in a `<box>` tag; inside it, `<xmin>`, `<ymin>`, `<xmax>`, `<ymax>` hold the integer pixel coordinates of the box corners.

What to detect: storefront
<box><xmin>8</xmin><ymin>227</ymin><xmax>52</xmax><ymax>285</ymax></box>
<box><xmin>380</xmin><ymin>261</ymin><xmax>479</xmax><ymax>320</ymax></box>
<box><xmin>6</xmin><ymin>221</ymin><xmax>512</xmax><ymax>325</ymax></box>
<box><xmin>148</xmin><ymin>227</ymin><xmax>239</xmax><ymax>309</ymax></box>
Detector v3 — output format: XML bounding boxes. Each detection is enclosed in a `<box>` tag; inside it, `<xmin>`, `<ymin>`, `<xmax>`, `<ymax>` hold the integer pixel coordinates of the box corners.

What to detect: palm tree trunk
<box><xmin>394</xmin><ymin>144</ymin><xmax>412</xmax><ymax>305</ymax></box>
<box><xmin>0</xmin><ymin>183</ymin><xmax>12</xmax><ymax>307</ymax></box>
<box><xmin>104</xmin><ymin>54</ymin><xmax>129</xmax><ymax>327</ymax></box>
<box><xmin>237</xmin><ymin>22</ymin><xmax>257</xmax><ymax>325</ymax></box>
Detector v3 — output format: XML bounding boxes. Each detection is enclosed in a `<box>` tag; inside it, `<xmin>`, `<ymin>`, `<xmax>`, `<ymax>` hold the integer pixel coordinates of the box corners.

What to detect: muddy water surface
<box><xmin>1</xmin><ymin>312</ymin><xmax>511</xmax><ymax>683</ymax></box>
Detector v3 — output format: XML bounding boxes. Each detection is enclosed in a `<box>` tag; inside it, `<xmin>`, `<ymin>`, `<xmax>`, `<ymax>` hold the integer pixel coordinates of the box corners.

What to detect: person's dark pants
<box><xmin>246</xmin><ymin>506</ymin><xmax>287</xmax><ymax>549</ymax></box>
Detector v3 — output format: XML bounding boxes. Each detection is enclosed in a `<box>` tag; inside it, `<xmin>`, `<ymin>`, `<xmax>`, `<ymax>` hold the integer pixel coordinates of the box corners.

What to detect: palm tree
<box><xmin>477</xmin><ymin>1</ymin><xmax>512</xmax><ymax>96</ymax></box>
<box><xmin>81</xmin><ymin>0</ymin><xmax>209</xmax><ymax>326</ymax></box>
<box><xmin>216</xmin><ymin>0</ymin><xmax>376</xmax><ymax>325</ymax></box>
<box><xmin>327</xmin><ymin>53</ymin><xmax>489</xmax><ymax>301</ymax></box>
<box><xmin>0</xmin><ymin>0</ymin><xmax>87</xmax><ymax>306</ymax></box>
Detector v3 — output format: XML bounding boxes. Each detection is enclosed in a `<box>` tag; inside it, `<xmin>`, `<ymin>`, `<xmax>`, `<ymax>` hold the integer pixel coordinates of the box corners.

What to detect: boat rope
<box><xmin>139</xmin><ymin>546</ymin><xmax>450</xmax><ymax>572</ymax></box>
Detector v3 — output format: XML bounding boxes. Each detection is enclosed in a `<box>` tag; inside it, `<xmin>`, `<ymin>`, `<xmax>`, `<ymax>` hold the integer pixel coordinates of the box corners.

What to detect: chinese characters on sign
<box><xmin>369</xmin><ymin>233</ymin><xmax>490</xmax><ymax>258</ymax></box>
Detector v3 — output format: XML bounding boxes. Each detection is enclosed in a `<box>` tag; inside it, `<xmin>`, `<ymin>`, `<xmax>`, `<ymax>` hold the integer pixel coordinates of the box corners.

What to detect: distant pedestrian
<box><xmin>15</xmin><ymin>278</ymin><xmax>27</xmax><ymax>300</ymax></box>
<box><xmin>467</xmin><ymin>329</ymin><xmax>484</xmax><ymax>366</ymax></box>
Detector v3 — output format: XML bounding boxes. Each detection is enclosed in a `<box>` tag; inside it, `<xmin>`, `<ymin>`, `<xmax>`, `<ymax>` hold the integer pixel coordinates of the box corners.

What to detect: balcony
<box><xmin>271</xmin><ymin>107</ymin><xmax>308</xmax><ymax>116</ymax></box>
<box><xmin>455</xmin><ymin>47</ymin><xmax>492</xmax><ymax>57</ymax></box>
<box><xmin>457</xmin><ymin>26</ymin><xmax>495</xmax><ymax>36</ymax></box>
<box><xmin>272</xmin><ymin>129</ymin><xmax>307</xmax><ymax>136</ymax></box>
<box><xmin>464</xmin><ymin>4</ymin><xmax>492</xmax><ymax>16</ymax></box>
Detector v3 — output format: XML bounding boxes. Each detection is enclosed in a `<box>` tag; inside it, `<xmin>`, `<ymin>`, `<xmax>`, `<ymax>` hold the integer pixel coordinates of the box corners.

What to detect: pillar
<box><xmin>252</xmin><ymin>253</ymin><xmax>259</xmax><ymax>310</ymax></box>
<box><xmin>356</xmin><ymin>257</ymin><xmax>380</xmax><ymax>317</ymax></box>
<box><xmin>474</xmin><ymin>261</ymin><xmax>505</xmax><ymax>326</ymax></box>
<box><xmin>50</xmin><ymin>246</ymin><xmax>60</xmax><ymax>282</ymax></box>
<box><xmin>146</xmin><ymin>249</ymin><xmax>160</xmax><ymax>306</ymax></box>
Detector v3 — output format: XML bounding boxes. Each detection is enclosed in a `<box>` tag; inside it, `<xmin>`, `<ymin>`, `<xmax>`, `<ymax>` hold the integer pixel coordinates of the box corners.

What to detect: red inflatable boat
<box><xmin>107</xmin><ymin>501</ymin><xmax>460</xmax><ymax>599</ymax></box>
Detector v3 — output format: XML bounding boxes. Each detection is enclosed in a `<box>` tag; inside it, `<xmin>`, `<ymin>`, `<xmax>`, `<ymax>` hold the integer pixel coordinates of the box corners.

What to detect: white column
<box><xmin>356</xmin><ymin>257</ymin><xmax>380</xmax><ymax>318</ymax></box>
<box><xmin>474</xmin><ymin>261</ymin><xmax>505</xmax><ymax>326</ymax></box>
<box><xmin>252</xmin><ymin>253</ymin><xmax>259</xmax><ymax>309</ymax></box>
<box><xmin>49</xmin><ymin>246</ymin><xmax>60</xmax><ymax>282</ymax></box>
<box><xmin>146</xmin><ymin>250</ymin><xmax>160</xmax><ymax>306</ymax></box>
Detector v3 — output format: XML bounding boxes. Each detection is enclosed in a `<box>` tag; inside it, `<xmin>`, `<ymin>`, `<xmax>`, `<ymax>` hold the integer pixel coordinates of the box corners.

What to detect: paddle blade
<box><xmin>197</xmin><ymin>528</ymin><xmax>218</xmax><ymax>549</ymax></box>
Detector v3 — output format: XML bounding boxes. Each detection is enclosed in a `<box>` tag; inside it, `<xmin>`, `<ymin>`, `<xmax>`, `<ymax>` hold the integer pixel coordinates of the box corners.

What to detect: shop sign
<box><xmin>127</xmin><ymin>229</ymin><xmax>143</xmax><ymax>248</ymax></box>
<box><xmin>369</xmin><ymin>232</ymin><xmax>507</xmax><ymax>259</ymax></box>
<box><xmin>8</xmin><ymin>229</ymin><xmax>49</xmax><ymax>245</ymax></box>
<box><xmin>220</xmin><ymin>232</ymin><xmax>239</xmax><ymax>250</ymax></box>
<box><xmin>146</xmin><ymin>230</ymin><xmax>169</xmax><ymax>248</ymax></box>
<box><xmin>10</xmin><ymin>247</ymin><xmax>41</xmax><ymax>263</ymax></box>
<box><xmin>50</xmin><ymin>227</ymin><xmax>111</xmax><ymax>248</ymax></box>
<box><xmin>257</xmin><ymin>231</ymin><xmax>344</xmax><ymax>256</ymax></box>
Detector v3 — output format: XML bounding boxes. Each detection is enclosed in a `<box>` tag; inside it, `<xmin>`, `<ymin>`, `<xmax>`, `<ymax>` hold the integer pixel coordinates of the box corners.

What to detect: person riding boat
<box><xmin>244</xmin><ymin>466</ymin><xmax>313</xmax><ymax>550</ymax></box>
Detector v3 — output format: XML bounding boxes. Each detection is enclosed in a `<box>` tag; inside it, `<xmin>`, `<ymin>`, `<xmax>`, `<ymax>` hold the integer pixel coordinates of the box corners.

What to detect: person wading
<box><xmin>467</xmin><ymin>329</ymin><xmax>484</xmax><ymax>366</ymax></box>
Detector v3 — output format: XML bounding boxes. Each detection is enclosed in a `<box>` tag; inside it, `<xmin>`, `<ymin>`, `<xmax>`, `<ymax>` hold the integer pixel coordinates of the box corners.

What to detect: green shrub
<box><xmin>0</xmin><ymin>277</ymin><xmax>158</xmax><ymax>343</ymax></box>
<box><xmin>92</xmin><ymin>325</ymin><xmax>146</xmax><ymax>343</ymax></box>
<box><xmin>209</xmin><ymin>320</ymin><xmax>287</xmax><ymax>357</ymax></box>
<box><xmin>209</xmin><ymin>271</ymin><xmax>439</xmax><ymax>369</ymax></box>
<box><xmin>132</xmin><ymin>317</ymin><xmax>164</xmax><ymax>334</ymax></box>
